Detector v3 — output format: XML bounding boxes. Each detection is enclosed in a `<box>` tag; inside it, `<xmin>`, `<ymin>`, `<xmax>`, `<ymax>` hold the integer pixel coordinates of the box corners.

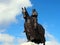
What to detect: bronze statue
<box><xmin>22</xmin><ymin>7</ymin><xmax>45</xmax><ymax>45</ymax></box>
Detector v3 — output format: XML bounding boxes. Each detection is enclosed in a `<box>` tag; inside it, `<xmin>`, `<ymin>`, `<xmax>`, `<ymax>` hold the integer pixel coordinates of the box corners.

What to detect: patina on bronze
<box><xmin>22</xmin><ymin>7</ymin><xmax>45</xmax><ymax>45</ymax></box>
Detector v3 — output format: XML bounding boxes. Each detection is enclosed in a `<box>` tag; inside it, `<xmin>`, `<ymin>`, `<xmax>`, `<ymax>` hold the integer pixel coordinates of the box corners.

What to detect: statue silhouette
<box><xmin>22</xmin><ymin>7</ymin><xmax>45</xmax><ymax>45</ymax></box>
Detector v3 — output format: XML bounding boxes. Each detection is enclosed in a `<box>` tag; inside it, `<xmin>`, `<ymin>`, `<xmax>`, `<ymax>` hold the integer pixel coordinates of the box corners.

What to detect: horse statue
<box><xmin>22</xmin><ymin>7</ymin><xmax>45</xmax><ymax>45</ymax></box>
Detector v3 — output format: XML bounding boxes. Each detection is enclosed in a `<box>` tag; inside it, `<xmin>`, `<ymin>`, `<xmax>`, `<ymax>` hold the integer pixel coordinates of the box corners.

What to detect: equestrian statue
<box><xmin>22</xmin><ymin>7</ymin><xmax>45</xmax><ymax>45</ymax></box>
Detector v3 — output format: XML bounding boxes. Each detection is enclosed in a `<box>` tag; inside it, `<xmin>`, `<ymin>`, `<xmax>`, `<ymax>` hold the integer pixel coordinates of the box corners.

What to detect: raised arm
<box><xmin>22</xmin><ymin>7</ymin><xmax>29</xmax><ymax>19</ymax></box>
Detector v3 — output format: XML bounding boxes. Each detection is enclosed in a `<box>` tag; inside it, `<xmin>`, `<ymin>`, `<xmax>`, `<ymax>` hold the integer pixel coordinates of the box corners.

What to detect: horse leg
<box><xmin>43</xmin><ymin>42</ymin><xmax>45</xmax><ymax>45</ymax></box>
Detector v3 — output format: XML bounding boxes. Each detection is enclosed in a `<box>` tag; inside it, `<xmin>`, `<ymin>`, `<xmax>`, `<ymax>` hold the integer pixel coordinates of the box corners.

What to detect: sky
<box><xmin>0</xmin><ymin>0</ymin><xmax>60</xmax><ymax>45</ymax></box>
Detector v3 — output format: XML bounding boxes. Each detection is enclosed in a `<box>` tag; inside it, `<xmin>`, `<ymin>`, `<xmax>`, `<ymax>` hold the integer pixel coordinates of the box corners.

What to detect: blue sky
<box><xmin>30</xmin><ymin>0</ymin><xmax>60</xmax><ymax>42</ymax></box>
<box><xmin>0</xmin><ymin>0</ymin><xmax>60</xmax><ymax>45</ymax></box>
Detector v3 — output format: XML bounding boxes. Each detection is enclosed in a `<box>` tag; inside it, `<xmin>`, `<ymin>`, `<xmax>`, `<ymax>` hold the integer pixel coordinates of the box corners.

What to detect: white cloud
<box><xmin>0</xmin><ymin>33</ymin><xmax>27</xmax><ymax>45</ymax></box>
<box><xmin>46</xmin><ymin>41</ymin><xmax>60</xmax><ymax>45</ymax></box>
<box><xmin>0</xmin><ymin>29</ymin><xmax>6</xmax><ymax>33</ymax></box>
<box><xmin>42</xmin><ymin>23</ymin><xmax>60</xmax><ymax>45</ymax></box>
<box><xmin>0</xmin><ymin>33</ymin><xmax>15</xmax><ymax>45</ymax></box>
<box><xmin>0</xmin><ymin>0</ymin><xmax>32</xmax><ymax>44</ymax></box>
<box><xmin>0</xmin><ymin>31</ymin><xmax>60</xmax><ymax>45</ymax></box>
<box><xmin>0</xmin><ymin>0</ymin><xmax>32</xmax><ymax>26</ymax></box>
<box><xmin>0</xmin><ymin>34</ymin><xmax>15</xmax><ymax>42</ymax></box>
<box><xmin>20</xmin><ymin>41</ymin><xmax>60</xmax><ymax>45</ymax></box>
<box><xmin>45</xmin><ymin>31</ymin><xmax>60</xmax><ymax>45</ymax></box>
<box><xmin>21</xmin><ymin>42</ymin><xmax>38</xmax><ymax>45</ymax></box>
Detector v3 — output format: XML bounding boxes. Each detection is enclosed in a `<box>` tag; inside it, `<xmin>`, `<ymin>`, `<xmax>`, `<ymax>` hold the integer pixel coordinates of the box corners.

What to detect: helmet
<box><xmin>32</xmin><ymin>9</ymin><xmax>38</xmax><ymax>17</ymax></box>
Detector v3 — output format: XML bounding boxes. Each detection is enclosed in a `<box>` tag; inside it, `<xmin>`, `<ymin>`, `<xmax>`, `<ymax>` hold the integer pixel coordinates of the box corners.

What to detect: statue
<box><xmin>22</xmin><ymin>7</ymin><xmax>45</xmax><ymax>45</ymax></box>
